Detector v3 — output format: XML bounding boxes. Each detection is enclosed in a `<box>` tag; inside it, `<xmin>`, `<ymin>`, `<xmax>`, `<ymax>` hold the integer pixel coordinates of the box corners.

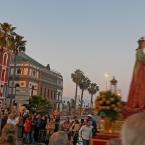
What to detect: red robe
<box><xmin>126</xmin><ymin>49</ymin><xmax>145</xmax><ymax>114</ymax></box>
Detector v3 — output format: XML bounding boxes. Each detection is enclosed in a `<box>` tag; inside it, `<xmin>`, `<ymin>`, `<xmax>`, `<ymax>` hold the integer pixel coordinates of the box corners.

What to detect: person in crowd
<box><xmin>31</xmin><ymin>114</ymin><xmax>36</xmax><ymax>144</ymax></box>
<box><xmin>0</xmin><ymin>124</ymin><xmax>18</xmax><ymax>145</ymax></box>
<box><xmin>79</xmin><ymin>120</ymin><xmax>92</xmax><ymax>145</ymax></box>
<box><xmin>53</xmin><ymin>111</ymin><xmax>60</xmax><ymax>132</ymax></box>
<box><xmin>24</xmin><ymin>117</ymin><xmax>32</xmax><ymax>144</ymax></box>
<box><xmin>70</xmin><ymin>119</ymin><xmax>80</xmax><ymax>145</ymax></box>
<box><xmin>87</xmin><ymin>114</ymin><xmax>97</xmax><ymax>136</ymax></box>
<box><xmin>61</xmin><ymin>117</ymin><xmax>71</xmax><ymax>132</ymax></box>
<box><xmin>38</xmin><ymin>116</ymin><xmax>47</xmax><ymax>143</ymax></box>
<box><xmin>16</xmin><ymin>113</ymin><xmax>24</xmax><ymax>138</ymax></box>
<box><xmin>34</xmin><ymin>114</ymin><xmax>41</xmax><ymax>142</ymax></box>
<box><xmin>1</xmin><ymin>114</ymin><xmax>8</xmax><ymax>132</ymax></box>
<box><xmin>45</xmin><ymin>117</ymin><xmax>55</xmax><ymax>145</ymax></box>
<box><xmin>49</xmin><ymin>131</ymin><xmax>70</xmax><ymax>145</ymax></box>
<box><xmin>7</xmin><ymin>114</ymin><xmax>16</xmax><ymax>125</ymax></box>
<box><xmin>121</xmin><ymin>111</ymin><xmax>145</xmax><ymax>145</ymax></box>
<box><xmin>80</xmin><ymin>119</ymin><xmax>85</xmax><ymax>128</ymax></box>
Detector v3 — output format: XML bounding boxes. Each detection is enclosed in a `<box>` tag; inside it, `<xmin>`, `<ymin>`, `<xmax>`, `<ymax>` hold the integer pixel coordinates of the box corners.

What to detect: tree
<box><xmin>71</xmin><ymin>69</ymin><xmax>84</xmax><ymax>109</ymax></box>
<box><xmin>0</xmin><ymin>22</ymin><xmax>26</xmax><ymax>53</ymax></box>
<box><xmin>28</xmin><ymin>96</ymin><xmax>52</xmax><ymax>115</ymax></box>
<box><xmin>88</xmin><ymin>83</ymin><xmax>99</xmax><ymax>109</ymax></box>
<box><xmin>0</xmin><ymin>23</ymin><xmax>26</xmax><ymax>109</ymax></box>
<box><xmin>79</xmin><ymin>76</ymin><xmax>90</xmax><ymax>115</ymax></box>
<box><xmin>0</xmin><ymin>22</ymin><xmax>16</xmax><ymax>53</ymax></box>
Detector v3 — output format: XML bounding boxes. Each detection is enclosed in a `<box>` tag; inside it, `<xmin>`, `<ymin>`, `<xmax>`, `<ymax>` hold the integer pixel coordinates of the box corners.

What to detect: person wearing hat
<box><xmin>87</xmin><ymin>114</ymin><xmax>97</xmax><ymax>136</ymax></box>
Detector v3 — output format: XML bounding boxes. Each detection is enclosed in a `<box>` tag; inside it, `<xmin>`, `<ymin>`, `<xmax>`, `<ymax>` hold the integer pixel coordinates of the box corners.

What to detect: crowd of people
<box><xmin>0</xmin><ymin>107</ymin><xmax>99</xmax><ymax>145</ymax></box>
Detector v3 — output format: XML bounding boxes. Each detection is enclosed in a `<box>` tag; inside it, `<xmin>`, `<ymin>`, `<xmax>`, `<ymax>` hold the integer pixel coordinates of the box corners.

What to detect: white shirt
<box><xmin>79</xmin><ymin>125</ymin><xmax>92</xmax><ymax>140</ymax></box>
<box><xmin>7</xmin><ymin>119</ymin><xmax>16</xmax><ymax>125</ymax></box>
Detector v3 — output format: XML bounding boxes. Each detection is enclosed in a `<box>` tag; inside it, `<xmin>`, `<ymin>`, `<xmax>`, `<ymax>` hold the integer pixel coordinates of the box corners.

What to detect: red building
<box><xmin>0</xmin><ymin>48</ymin><xmax>12</xmax><ymax>106</ymax></box>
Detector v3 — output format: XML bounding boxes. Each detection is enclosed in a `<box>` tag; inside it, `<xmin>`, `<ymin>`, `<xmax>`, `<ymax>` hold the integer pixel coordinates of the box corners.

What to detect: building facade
<box><xmin>0</xmin><ymin>49</ymin><xmax>12</xmax><ymax>107</ymax></box>
<box><xmin>8</xmin><ymin>52</ymin><xmax>63</xmax><ymax>110</ymax></box>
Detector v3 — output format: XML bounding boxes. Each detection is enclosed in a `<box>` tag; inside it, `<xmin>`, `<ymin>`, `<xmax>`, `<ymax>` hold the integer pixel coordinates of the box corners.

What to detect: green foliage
<box><xmin>79</xmin><ymin>76</ymin><xmax>90</xmax><ymax>91</ymax></box>
<box><xmin>71</xmin><ymin>69</ymin><xmax>84</xmax><ymax>108</ymax></box>
<box><xmin>0</xmin><ymin>22</ymin><xmax>26</xmax><ymax>54</ymax></box>
<box><xmin>96</xmin><ymin>91</ymin><xmax>121</xmax><ymax>121</ymax></box>
<box><xmin>71</xmin><ymin>69</ymin><xmax>84</xmax><ymax>85</ymax></box>
<box><xmin>28</xmin><ymin>96</ymin><xmax>52</xmax><ymax>115</ymax></box>
<box><xmin>88</xmin><ymin>83</ymin><xmax>99</xmax><ymax>95</ymax></box>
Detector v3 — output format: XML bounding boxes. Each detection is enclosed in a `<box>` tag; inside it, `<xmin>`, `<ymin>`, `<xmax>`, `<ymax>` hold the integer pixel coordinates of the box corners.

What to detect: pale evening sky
<box><xmin>1</xmin><ymin>0</ymin><xmax>145</xmax><ymax>101</ymax></box>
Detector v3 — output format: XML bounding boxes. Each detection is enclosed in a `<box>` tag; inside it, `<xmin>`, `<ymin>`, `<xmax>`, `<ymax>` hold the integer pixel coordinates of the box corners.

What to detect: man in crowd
<box><xmin>49</xmin><ymin>131</ymin><xmax>70</xmax><ymax>145</ymax></box>
<box><xmin>121</xmin><ymin>111</ymin><xmax>145</xmax><ymax>145</ymax></box>
<box><xmin>79</xmin><ymin>120</ymin><xmax>92</xmax><ymax>145</ymax></box>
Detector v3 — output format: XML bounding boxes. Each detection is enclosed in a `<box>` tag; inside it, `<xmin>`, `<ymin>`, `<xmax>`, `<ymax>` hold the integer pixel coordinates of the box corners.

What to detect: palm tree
<box><xmin>0</xmin><ymin>22</ymin><xmax>16</xmax><ymax>53</ymax></box>
<box><xmin>71</xmin><ymin>69</ymin><xmax>84</xmax><ymax>109</ymax></box>
<box><xmin>79</xmin><ymin>76</ymin><xmax>90</xmax><ymax>115</ymax></box>
<box><xmin>0</xmin><ymin>22</ymin><xmax>26</xmax><ymax>110</ymax></box>
<box><xmin>88</xmin><ymin>83</ymin><xmax>99</xmax><ymax>109</ymax></box>
<box><xmin>0</xmin><ymin>22</ymin><xmax>26</xmax><ymax>55</ymax></box>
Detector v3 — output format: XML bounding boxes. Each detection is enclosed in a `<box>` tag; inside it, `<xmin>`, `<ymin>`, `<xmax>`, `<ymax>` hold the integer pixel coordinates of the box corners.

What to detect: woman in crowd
<box><xmin>24</xmin><ymin>117</ymin><xmax>32</xmax><ymax>144</ymax></box>
<box><xmin>45</xmin><ymin>117</ymin><xmax>55</xmax><ymax>145</ymax></box>
<box><xmin>61</xmin><ymin>117</ymin><xmax>71</xmax><ymax>132</ymax></box>
<box><xmin>0</xmin><ymin>124</ymin><xmax>18</xmax><ymax>145</ymax></box>
<box><xmin>70</xmin><ymin>119</ymin><xmax>80</xmax><ymax>145</ymax></box>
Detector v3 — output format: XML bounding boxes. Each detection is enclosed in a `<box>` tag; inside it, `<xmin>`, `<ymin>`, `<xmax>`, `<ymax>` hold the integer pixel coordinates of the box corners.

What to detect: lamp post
<box><xmin>104</xmin><ymin>73</ymin><xmax>109</xmax><ymax>90</ymax></box>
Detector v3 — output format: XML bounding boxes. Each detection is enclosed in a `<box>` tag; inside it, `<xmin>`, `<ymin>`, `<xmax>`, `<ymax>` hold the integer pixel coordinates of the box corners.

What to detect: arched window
<box><xmin>2</xmin><ymin>53</ymin><xmax>8</xmax><ymax>66</ymax></box>
<box><xmin>15</xmin><ymin>83</ymin><xmax>20</xmax><ymax>88</ymax></box>
<box><xmin>17</xmin><ymin>68</ymin><xmax>21</xmax><ymax>74</ymax></box>
<box><xmin>1</xmin><ymin>69</ymin><xmax>6</xmax><ymax>81</ymax></box>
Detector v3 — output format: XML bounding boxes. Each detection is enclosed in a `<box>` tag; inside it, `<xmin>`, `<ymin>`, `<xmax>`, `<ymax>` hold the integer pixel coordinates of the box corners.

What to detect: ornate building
<box><xmin>0</xmin><ymin>49</ymin><xmax>12</xmax><ymax>107</ymax></box>
<box><xmin>8</xmin><ymin>52</ymin><xmax>63</xmax><ymax>110</ymax></box>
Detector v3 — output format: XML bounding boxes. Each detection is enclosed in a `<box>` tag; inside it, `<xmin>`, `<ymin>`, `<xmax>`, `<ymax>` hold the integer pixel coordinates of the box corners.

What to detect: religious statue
<box><xmin>126</xmin><ymin>37</ymin><xmax>145</xmax><ymax>114</ymax></box>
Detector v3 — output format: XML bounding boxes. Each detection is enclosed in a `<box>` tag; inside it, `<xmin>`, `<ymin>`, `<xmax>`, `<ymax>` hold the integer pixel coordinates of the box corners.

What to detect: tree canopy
<box><xmin>27</xmin><ymin>96</ymin><xmax>52</xmax><ymax>115</ymax></box>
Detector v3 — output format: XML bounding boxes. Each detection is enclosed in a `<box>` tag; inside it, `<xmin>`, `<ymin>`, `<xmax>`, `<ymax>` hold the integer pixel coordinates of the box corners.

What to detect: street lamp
<box><xmin>104</xmin><ymin>73</ymin><xmax>109</xmax><ymax>90</ymax></box>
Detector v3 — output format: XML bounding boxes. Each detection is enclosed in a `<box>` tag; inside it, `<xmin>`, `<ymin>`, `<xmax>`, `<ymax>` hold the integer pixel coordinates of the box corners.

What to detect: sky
<box><xmin>1</xmin><ymin>0</ymin><xmax>145</xmax><ymax>101</ymax></box>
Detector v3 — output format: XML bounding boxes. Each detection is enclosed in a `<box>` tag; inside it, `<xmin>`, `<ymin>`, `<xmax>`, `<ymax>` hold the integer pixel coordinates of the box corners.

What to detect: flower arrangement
<box><xmin>96</xmin><ymin>91</ymin><xmax>122</xmax><ymax>121</ymax></box>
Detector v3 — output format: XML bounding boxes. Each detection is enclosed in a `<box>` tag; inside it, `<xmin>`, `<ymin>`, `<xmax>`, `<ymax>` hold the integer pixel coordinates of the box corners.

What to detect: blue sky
<box><xmin>1</xmin><ymin>0</ymin><xmax>145</xmax><ymax>101</ymax></box>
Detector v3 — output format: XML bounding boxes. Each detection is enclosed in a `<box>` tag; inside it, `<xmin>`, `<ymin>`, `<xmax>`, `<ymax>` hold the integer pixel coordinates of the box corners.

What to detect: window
<box><xmin>15</xmin><ymin>83</ymin><xmax>20</xmax><ymax>88</ymax></box>
<box><xmin>17</xmin><ymin>68</ymin><xmax>21</xmax><ymax>74</ymax></box>
<box><xmin>3</xmin><ymin>53</ymin><xmax>8</xmax><ymax>66</ymax></box>
<box><xmin>51</xmin><ymin>90</ymin><xmax>53</xmax><ymax>99</ymax></box>
<box><xmin>47</xmin><ymin>89</ymin><xmax>49</xmax><ymax>98</ymax></box>
<box><xmin>54</xmin><ymin>91</ymin><xmax>56</xmax><ymax>100</ymax></box>
<box><xmin>32</xmin><ymin>70</ymin><xmax>36</xmax><ymax>77</ymax></box>
<box><xmin>40</xmin><ymin>87</ymin><xmax>42</xmax><ymax>96</ymax></box>
<box><xmin>1</xmin><ymin>69</ymin><xmax>5</xmax><ymax>81</ymax></box>
<box><xmin>44</xmin><ymin>88</ymin><xmax>46</xmax><ymax>98</ymax></box>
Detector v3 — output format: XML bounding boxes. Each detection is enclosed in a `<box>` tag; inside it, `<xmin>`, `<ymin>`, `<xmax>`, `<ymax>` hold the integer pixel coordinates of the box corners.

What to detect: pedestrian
<box><xmin>0</xmin><ymin>124</ymin><xmax>18</xmax><ymax>145</ymax></box>
<box><xmin>49</xmin><ymin>131</ymin><xmax>70</xmax><ymax>145</ymax></box>
<box><xmin>45</xmin><ymin>117</ymin><xmax>55</xmax><ymax>145</ymax></box>
<box><xmin>7</xmin><ymin>114</ymin><xmax>16</xmax><ymax>125</ymax></box>
<box><xmin>70</xmin><ymin>119</ymin><xmax>80</xmax><ymax>145</ymax></box>
<box><xmin>24</xmin><ymin>117</ymin><xmax>32</xmax><ymax>144</ymax></box>
<box><xmin>79</xmin><ymin>120</ymin><xmax>92</xmax><ymax>145</ymax></box>
<box><xmin>121</xmin><ymin>111</ymin><xmax>145</xmax><ymax>145</ymax></box>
